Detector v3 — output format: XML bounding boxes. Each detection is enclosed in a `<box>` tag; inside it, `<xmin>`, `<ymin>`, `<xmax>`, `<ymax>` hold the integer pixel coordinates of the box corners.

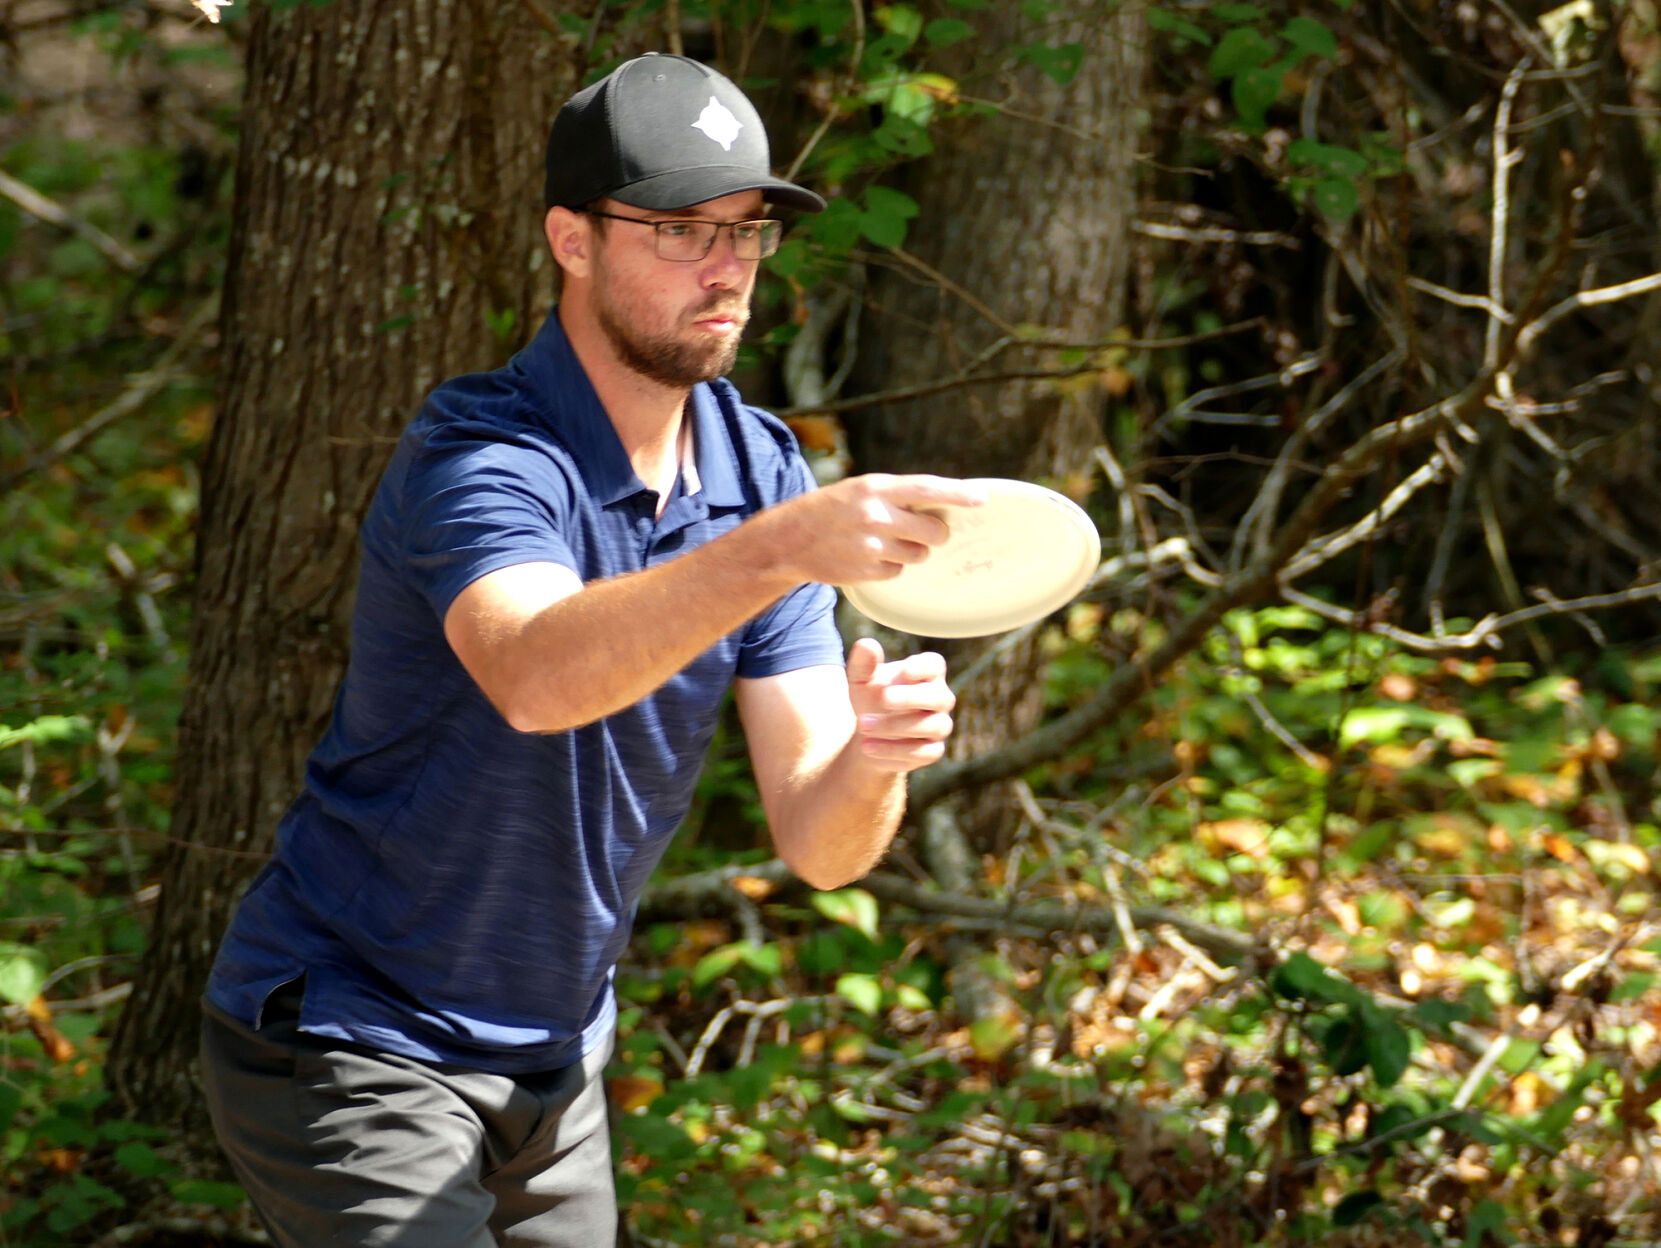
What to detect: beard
<box><xmin>592</xmin><ymin>261</ymin><xmax>747</xmax><ymax>388</ymax></box>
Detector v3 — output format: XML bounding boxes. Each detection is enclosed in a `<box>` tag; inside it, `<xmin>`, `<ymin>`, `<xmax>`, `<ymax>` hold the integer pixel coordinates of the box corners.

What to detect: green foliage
<box><xmin>1150</xmin><ymin>3</ymin><xmax>1389</xmax><ymax>220</ymax></box>
<box><xmin>616</xmin><ymin>606</ymin><xmax>1661</xmax><ymax>1242</ymax></box>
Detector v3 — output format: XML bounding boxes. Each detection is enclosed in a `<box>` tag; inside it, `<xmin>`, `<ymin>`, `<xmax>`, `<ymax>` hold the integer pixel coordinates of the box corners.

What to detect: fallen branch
<box><xmin>634</xmin><ymin>855</ymin><xmax>1257</xmax><ymax>966</ymax></box>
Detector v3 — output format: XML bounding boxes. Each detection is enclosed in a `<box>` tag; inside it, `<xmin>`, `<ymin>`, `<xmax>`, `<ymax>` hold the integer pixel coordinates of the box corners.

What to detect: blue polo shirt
<box><xmin>205</xmin><ymin>308</ymin><xmax>843</xmax><ymax>1073</ymax></box>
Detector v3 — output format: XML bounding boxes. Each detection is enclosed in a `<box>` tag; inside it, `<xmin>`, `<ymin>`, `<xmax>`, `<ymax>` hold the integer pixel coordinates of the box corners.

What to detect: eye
<box><xmin>657</xmin><ymin>221</ymin><xmax>699</xmax><ymax>239</ymax></box>
<box><xmin>731</xmin><ymin>222</ymin><xmax>764</xmax><ymax>242</ymax></box>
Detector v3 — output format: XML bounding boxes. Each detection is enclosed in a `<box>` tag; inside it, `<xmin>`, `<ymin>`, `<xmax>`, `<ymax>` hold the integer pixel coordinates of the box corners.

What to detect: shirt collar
<box><xmin>518</xmin><ymin>306</ymin><xmax>747</xmax><ymax>511</ymax></box>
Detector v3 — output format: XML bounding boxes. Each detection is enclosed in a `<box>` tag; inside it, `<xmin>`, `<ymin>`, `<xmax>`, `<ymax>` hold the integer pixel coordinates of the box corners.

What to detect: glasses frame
<box><xmin>582</xmin><ymin>208</ymin><xmax>784</xmax><ymax>262</ymax></box>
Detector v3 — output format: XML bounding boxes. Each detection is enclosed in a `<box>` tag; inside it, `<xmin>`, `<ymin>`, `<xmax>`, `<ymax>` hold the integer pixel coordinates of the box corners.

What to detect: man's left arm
<box><xmin>735</xmin><ymin>638</ymin><xmax>956</xmax><ymax>890</ymax></box>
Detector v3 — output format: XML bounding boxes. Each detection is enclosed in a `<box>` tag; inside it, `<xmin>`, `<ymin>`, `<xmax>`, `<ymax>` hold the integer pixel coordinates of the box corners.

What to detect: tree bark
<box><xmin>105</xmin><ymin>0</ymin><xmax>578</xmax><ymax>1135</ymax></box>
<box><xmin>847</xmin><ymin>0</ymin><xmax>1146</xmax><ymax>852</ymax></box>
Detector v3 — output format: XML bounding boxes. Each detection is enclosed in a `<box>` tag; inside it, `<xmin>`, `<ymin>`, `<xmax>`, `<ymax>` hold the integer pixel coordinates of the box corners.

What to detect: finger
<box><xmin>858</xmin><ymin>737</ymin><xmax>948</xmax><ymax>771</ymax></box>
<box><xmin>881</xmin><ymin>475</ymin><xmax>990</xmax><ymax>511</ymax></box>
<box><xmin>885</xmin><ymin>651</ymin><xmax>948</xmax><ymax>684</ymax></box>
<box><xmin>845</xmin><ymin>637</ymin><xmax>885</xmax><ymax>686</ymax></box>
<box><xmin>863</xmin><ymin>683</ymin><xmax>954</xmax><ymax>719</ymax></box>
<box><xmin>860</xmin><ymin>710</ymin><xmax>955</xmax><ymax>742</ymax></box>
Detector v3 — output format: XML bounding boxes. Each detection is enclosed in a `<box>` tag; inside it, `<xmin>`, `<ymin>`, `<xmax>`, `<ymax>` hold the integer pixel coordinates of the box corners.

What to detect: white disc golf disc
<box><xmin>842</xmin><ymin>479</ymin><xmax>1100</xmax><ymax>638</ymax></box>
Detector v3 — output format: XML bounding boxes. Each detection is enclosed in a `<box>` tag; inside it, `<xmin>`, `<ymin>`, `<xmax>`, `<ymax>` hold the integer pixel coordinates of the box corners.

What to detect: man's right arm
<box><xmin>442</xmin><ymin>474</ymin><xmax>984</xmax><ymax>734</ymax></box>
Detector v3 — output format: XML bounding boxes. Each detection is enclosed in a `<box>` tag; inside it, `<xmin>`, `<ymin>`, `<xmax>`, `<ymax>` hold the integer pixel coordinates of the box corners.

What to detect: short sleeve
<box><xmin>396</xmin><ymin>429</ymin><xmax>581</xmax><ymax>621</ymax></box>
<box><xmin>737</xmin><ymin>453</ymin><xmax>845</xmax><ymax>678</ymax></box>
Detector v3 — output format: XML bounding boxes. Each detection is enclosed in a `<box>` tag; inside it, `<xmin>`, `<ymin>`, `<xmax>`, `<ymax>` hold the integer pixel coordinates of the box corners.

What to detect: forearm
<box><xmin>769</xmin><ymin>739</ymin><xmax>908</xmax><ymax>891</ymax></box>
<box><xmin>479</xmin><ymin>520</ymin><xmax>797</xmax><ymax>733</ymax></box>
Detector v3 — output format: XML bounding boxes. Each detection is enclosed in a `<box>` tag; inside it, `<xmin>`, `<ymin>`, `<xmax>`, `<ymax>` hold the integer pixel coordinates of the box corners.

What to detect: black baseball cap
<box><xmin>543</xmin><ymin>53</ymin><xmax>825</xmax><ymax>214</ymax></box>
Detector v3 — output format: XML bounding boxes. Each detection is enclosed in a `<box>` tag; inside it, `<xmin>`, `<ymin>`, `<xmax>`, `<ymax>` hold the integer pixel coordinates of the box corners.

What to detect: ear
<box><xmin>544</xmin><ymin>207</ymin><xmax>592</xmax><ymax>281</ymax></box>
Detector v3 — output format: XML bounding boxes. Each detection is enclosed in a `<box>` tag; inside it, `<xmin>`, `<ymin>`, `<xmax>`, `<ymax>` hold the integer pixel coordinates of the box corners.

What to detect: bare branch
<box><xmin>1516</xmin><ymin>271</ymin><xmax>1661</xmax><ymax>356</ymax></box>
<box><xmin>911</xmin><ymin>377</ymin><xmax>1489</xmax><ymax>811</ymax></box>
<box><xmin>0</xmin><ymin>169</ymin><xmax>142</xmax><ymax>274</ymax></box>
<box><xmin>1133</xmin><ymin>220</ymin><xmax>1300</xmax><ymax>249</ymax></box>
<box><xmin>1485</xmin><ymin>58</ymin><xmax>1530</xmax><ymax>370</ymax></box>
<box><xmin>1233</xmin><ymin>348</ymin><xmax>1405</xmax><ymax>572</ymax></box>
<box><xmin>1408</xmin><ymin>276</ymin><xmax>1513</xmax><ymax>321</ymax></box>
<box><xmin>1283</xmin><ymin>454</ymin><xmax>1448</xmax><ymax>579</ymax></box>
<box><xmin>777</xmin><ymin>320</ymin><xmax>1265</xmax><ymax>419</ymax></box>
<box><xmin>1277</xmin><ymin>580</ymin><xmax>1661</xmax><ymax>654</ymax></box>
<box><xmin>0</xmin><ymin>297</ymin><xmax>219</xmax><ymax>493</ymax></box>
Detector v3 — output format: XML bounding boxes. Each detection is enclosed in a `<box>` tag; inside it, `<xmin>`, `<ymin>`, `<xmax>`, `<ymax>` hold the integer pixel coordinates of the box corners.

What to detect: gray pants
<box><xmin>200</xmin><ymin>991</ymin><xmax>617</xmax><ymax>1248</ymax></box>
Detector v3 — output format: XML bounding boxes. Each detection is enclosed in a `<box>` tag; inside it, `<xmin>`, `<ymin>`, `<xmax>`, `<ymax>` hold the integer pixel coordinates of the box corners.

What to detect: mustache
<box><xmin>689</xmin><ymin>298</ymin><xmax>748</xmax><ymax>321</ymax></box>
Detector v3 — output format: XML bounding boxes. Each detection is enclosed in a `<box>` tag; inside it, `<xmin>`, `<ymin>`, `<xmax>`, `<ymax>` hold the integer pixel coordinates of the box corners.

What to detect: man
<box><xmin>199</xmin><ymin>53</ymin><xmax>982</xmax><ymax>1248</ymax></box>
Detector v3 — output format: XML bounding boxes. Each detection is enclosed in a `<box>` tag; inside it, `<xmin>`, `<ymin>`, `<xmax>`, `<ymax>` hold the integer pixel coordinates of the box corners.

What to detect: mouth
<box><xmin>690</xmin><ymin>306</ymin><xmax>747</xmax><ymax>334</ymax></box>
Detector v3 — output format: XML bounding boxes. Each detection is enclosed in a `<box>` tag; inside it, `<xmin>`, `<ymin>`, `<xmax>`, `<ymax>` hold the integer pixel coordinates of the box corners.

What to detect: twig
<box><xmin>1516</xmin><ymin>270</ymin><xmax>1661</xmax><ymax>356</ymax></box>
<box><xmin>0</xmin><ymin>169</ymin><xmax>142</xmax><ymax>273</ymax></box>
<box><xmin>0</xmin><ymin>296</ymin><xmax>219</xmax><ymax>492</ymax></box>
<box><xmin>1152</xmin><ymin>353</ymin><xmax>1325</xmax><ymax>437</ymax></box>
<box><xmin>910</xmin><ymin>377</ymin><xmax>1490</xmax><ymax>811</ymax></box>
<box><xmin>1283</xmin><ymin>454</ymin><xmax>1447</xmax><ymax>579</ymax></box>
<box><xmin>1233</xmin><ymin>348</ymin><xmax>1405</xmax><ymax>572</ymax></box>
<box><xmin>1408</xmin><ymin>275</ymin><xmax>1513</xmax><ymax>321</ymax></box>
<box><xmin>1277</xmin><ymin>580</ymin><xmax>1661</xmax><ymax>653</ymax></box>
<box><xmin>1485</xmin><ymin>58</ymin><xmax>1530</xmax><ymax>370</ymax></box>
<box><xmin>518</xmin><ymin>0</ymin><xmax>570</xmax><ymax>41</ymax></box>
<box><xmin>1133</xmin><ymin>220</ymin><xmax>1299</xmax><ymax>249</ymax></box>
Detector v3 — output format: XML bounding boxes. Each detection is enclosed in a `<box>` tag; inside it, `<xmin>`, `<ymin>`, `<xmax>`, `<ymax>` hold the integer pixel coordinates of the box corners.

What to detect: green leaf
<box><xmin>0</xmin><ymin>715</ymin><xmax>92</xmax><ymax>751</ymax></box>
<box><xmin>925</xmin><ymin>17</ymin><xmax>975</xmax><ymax>46</ymax></box>
<box><xmin>1208</xmin><ymin>27</ymin><xmax>1276</xmax><ymax>77</ymax></box>
<box><xmin>1363</xmin><ymin>1012</ymin><xmax>1412</xmax><ymax>1087</ymax></box>
<box><xmin>1464</xmin><ymin>1199</ymin><xmax>1511</xmax><ymax>1248</ymax></box>
<box><xmin>1309</xmin><ymin>175</ymin><xmax>1360</xmax><ymax>219</ymax></box>
<box><xmin>1231</xmin><ymin>64</ymin><xmax>1283</xmax><ymax>129</ymax></box>
<box><xmin>0</xmin><ymin>943</ymin><xmax>46</xmax><ymax>1005</ymax></box>
<box><xmin>1322</xmin><ymin>1011</ymin><xmax>1368</xmax><ymax>1076</ymax></box>
<box><xmin>1147</xmin><ymin>8</ymin><xmax>1212</xmax><ymax>44</ymax></box>
<box><xmin>860</xmin><ymin>186</ymin><xmax>920</xmax><ymax>250</ymax></box>
<box><xmin>812</xmin><ymin>888</ymin><xmax>880</xmax><ymax>940</ymax></box>
<box><xmin>1212</xmin><ymin>3</ymin><xmax>1267</xmax><ymax>20</ymax></box>
<box><xmin>1332</xmin><ymin>1189</ymin><xmax>1384</xmax><ymax>1227</ymax></box>
<box><xmin>1016</xmin><ymin>42</ymin><xmax>1086</xmax><ymax>87</ymax></box>
<box><xmin>691</xmin><ymin>943</ymin><xmax>748</xmax><ymax>989</ymax></box>
<box><xmin>1269</xmin><ymin>952</ymin><xmax>1364</xmax><ymax>1007</ymax></box>
<box><xmin>114</xmin><ymin>1141</ymin><xmax>173</xmax><ymax>1178</ymax></box>
<box><xmin>737</xmin><ymin>941</ymin><xmax>783</xmax><ymax>978</ymax></box>
<box><xmin>875</xmin><ymin>4</ymin><xmax>924</xmax><ymax>42</ymax></box>
<box><xmin>872</xmin><ymin>113</ymin><xmax>933</xmax><ymax>157</ymax></box>
<box><xmin>866</xmin><ymin>185</ymin><xmax>921</xmax><ymax>221</ymax></box>
<box><xmin>170</xmin><ymin>1180</ymin><xmax>248</xmax><ymax>1210</ymax></box>
<box><xmin>835</xmin><ymin>972</ymin><xmax>883</xmax><ymax>1015</ymax></box>
<box><xmin>1410</xmin><ymin>998</ymin><xmax>1473</xmax><ymax>1033</ymax></box>
<box><xmin>810</xmin><ymin>198</ymin><xmax>865</xmax><ymax>254</ymax></box>
<box><xmin>1286</xmin><ymin>138</ymin><xmax>1369</xmax><ymax>177</ymax></box>
<box><xmin>1279</xmin><ymin>16</ymin><xmax>1338</xmax><ymax>60</ymax></box>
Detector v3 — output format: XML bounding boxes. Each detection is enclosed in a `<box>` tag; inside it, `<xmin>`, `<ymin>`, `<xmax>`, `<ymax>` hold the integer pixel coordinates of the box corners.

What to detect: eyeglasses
<box><xmin>583</xmin><ymin>209</ymin><xmax>784</xmax><ymax>262</ymax></box>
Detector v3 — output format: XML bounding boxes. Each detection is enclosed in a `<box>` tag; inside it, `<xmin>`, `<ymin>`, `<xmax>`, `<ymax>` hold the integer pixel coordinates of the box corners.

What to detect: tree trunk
<box><xmin>105</xmin><ymin>0</ymin><xmax>577</xmax><ymax>1136</ymax></box>
<box><xmin>847</xmin><ymin>0</ymin><xmax>1145</xmax><ymax>853</ymax></box>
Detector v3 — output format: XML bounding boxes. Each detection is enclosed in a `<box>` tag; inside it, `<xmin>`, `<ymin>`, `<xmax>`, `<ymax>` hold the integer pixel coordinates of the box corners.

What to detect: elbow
<box><xmin>493</xmin><ymin>686</ymin><xmax>586</xmax><ymax>736</ymax></box>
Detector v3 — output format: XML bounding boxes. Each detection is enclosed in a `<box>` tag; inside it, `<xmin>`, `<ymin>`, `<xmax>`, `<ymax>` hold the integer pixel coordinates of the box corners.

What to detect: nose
<box><xmin>699</xmin><ymin>226</ymin><xmax>750</xmax><ymax>289</ymax></box>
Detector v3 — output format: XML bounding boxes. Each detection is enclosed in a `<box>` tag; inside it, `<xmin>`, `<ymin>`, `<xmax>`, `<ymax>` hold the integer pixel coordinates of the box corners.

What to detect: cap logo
<box><xmin>691</xmin><ymin>96</ymin><xmax>743</xmax><ymax>152</ymax></box>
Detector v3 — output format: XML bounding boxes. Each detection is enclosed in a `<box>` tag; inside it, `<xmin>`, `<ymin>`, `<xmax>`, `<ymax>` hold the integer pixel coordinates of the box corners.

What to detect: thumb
<box><xmin>845</xmin><ymin>637</ymin><xmax>885</xmax><ymax>686</ymax></box>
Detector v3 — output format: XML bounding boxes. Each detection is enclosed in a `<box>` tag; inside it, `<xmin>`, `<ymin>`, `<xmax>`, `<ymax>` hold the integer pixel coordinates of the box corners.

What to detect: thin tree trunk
<box><xmin>848</xmin><ymin>0</ymin><xmax>1146</xmax><ymax>853</ymax></box>
<box><xmin>106</xmin><ymin>0</ymin><xmax>577</xmax><ymax>1137</ymax></box>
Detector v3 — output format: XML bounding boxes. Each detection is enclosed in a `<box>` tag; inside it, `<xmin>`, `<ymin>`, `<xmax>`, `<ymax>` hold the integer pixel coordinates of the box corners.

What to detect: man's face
<box><xmin>588</xmin><ymin>190</ymin><xmax>765</xmax><ymax>388</ymax></box>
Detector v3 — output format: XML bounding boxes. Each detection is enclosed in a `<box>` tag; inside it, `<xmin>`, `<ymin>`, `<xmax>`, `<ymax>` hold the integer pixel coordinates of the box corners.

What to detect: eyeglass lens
<box><xmin>655</xmin><ymin>219</ymin><xmax>783</xmax><ymax>261</ymax></box>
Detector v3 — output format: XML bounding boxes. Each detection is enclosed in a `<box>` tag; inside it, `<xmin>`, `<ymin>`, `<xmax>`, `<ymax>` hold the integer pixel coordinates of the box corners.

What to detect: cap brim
<box><xmin>609</xmin><ymin>165</ymin><xmax>825</xmax><ymax>214</ymax></box>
